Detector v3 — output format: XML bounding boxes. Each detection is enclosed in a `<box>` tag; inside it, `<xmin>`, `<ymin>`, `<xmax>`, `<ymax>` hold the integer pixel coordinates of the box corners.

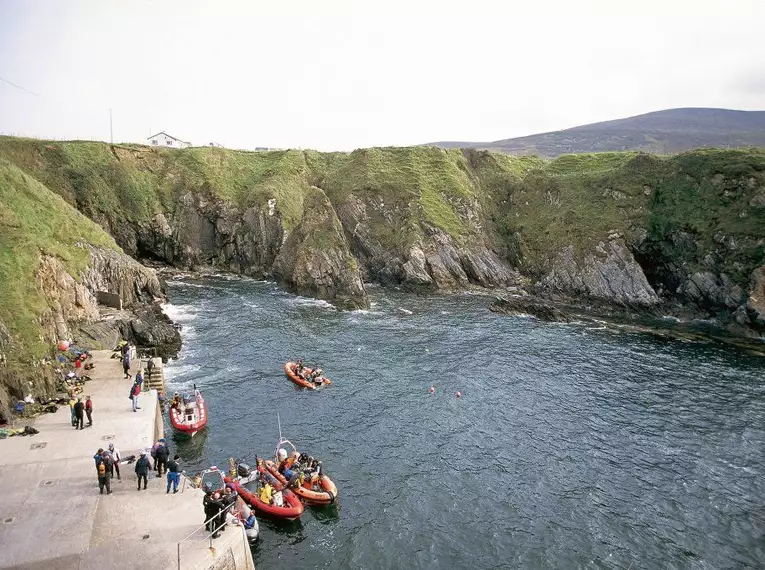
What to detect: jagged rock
<box><xmin>272</xmin><ymin>188</ymin><xmax>368</xmax><ymax>309</ymax></box>
<box><xmin>540</xmin><ymin>240</ymin><xmax>659</xmax><ymax>307</ymax></box>
<box><xmin>490</xmin><ymin>295</ymin><xmax>571</xmax><ymax>322</ymax></box>
<box><xmin>75</xmin><ymin>320</ymin><xmax>123</xmax><ymax>350</ymax></box>
<box><xmin>401</xmin><ymin>247</ymin><xmax>434</xmax><ymax>288</ymax></box>
<box><xmin>128</xmin><ymin>305</ymin><xmax>181</xmax><ymax>359</ymax></box>
<box><xmin>679</xmin><ymin>271</ymin><xmax>745</xmax><ymax>310</ymax></box>
<box><xmin>231</xmin><ymin>206</ymin><xmax>284</xmax><ymax>277</ymax></box>
<box><xmin>81</xmin><ymin>246</ymin><xmax>164</xmax><ymax>306</ymax></box>
<box><xmin>171</xmin><ymin>192</ymin><xmax>217</xmax><ymax>267</ymax></box>
<box><xmin>36</xmin><ymin>255</ymin><xmax>100</xmax><ymax>341</ymax></box>
<box><xmin>732</xmin><ymin>267</ymin><xmax>765</xmax><ymax>333</ymax></box>
<box><xmin>459</xmin><ymin>248</ymin><xmax>519</xmax><ymax>287</ymax></box>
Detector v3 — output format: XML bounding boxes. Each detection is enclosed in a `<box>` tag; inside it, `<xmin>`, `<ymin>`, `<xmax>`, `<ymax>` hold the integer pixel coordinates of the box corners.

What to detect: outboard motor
<box><xmin>237</xmin><ymin>463</ymin><xmax>251</xmax><ymax>478</ymax></box>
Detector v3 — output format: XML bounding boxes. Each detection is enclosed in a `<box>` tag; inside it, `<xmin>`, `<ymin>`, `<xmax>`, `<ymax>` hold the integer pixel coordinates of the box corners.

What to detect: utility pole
<box><xmin>109</xmin><ymin>108</ymin><xmax>113</xmax><ymax>144</ymax></box>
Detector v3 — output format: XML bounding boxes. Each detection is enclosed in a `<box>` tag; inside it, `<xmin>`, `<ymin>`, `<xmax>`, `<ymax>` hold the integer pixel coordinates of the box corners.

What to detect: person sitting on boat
<box><xmin>295</xmin><ymin>359</ymin><xmax>305</xmax><ymax>377</ymax></box>
<box><xmin>306</xmin><ymin>459</ymin><xmax>322</xmax><ymax>484</ymax></box>
<box><xmin>312</xmin><ymin>368</ymin><xmax>325</xmax><ymax>386</ymax></box>
<box><xmin>259</xmin><ymin>482</ymin><xmax>273</xmax><ymax>504</ymax></box>
<box><xmin>272</xmin><ymin>489</ymin><xmax>284</xmax><ymax>507</ymax></box>
<box><xmin>170</xmin><ymin>393</ymin><xmax>182</xmax><ymax>409</ymax></box>
<box><xmin>244</xmin><ymin>512</ymin><xmax>257</xmax><ymax>530</ymax></box>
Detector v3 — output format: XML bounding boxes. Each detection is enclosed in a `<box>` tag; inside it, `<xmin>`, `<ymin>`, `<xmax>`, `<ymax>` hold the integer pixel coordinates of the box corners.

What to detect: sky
<box><xmin>0</xmin><ymin>0</ymin><xmax>764</xmax><ymax>151</ymax></box>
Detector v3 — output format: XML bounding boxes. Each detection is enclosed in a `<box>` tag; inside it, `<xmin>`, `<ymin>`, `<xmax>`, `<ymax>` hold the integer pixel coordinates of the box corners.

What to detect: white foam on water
<box><xmin>282</xmin><ymin>294</ymin><xmax>337</xmax><ymax>310</ymax></box>
<box><xmin>167</xmin><ymin>281</ymin><xmax>228</xmax><ymax>292</ymax></box>
<box><xmin>161</xmin><ymin>303</ymin><xmax>198</xmax><ymax>323</ymax></box>
<box><xmin>396</xmin><ymin>307</ymin><xmax>413</xmax><ymax>315</ymax></box>
<box><xmin>163</xmin><ymin>362</ymin><xmax>202</xmax><ymax>382</ymax></box>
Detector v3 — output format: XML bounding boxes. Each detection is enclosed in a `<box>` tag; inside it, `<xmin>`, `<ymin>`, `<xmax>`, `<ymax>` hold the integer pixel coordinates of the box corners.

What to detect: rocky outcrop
<box><xmin>272</xmin><ymin>188</ymin><xmax>368</xmax><ymax>309</ymax></box>
<box><xmin>81</xmin><ymin>246</ymin><xmax>164</xmax><ymax>306</ymax></box>
<box><xmin>730</xmin><ymin>266</ymin><xmax>765</xmax><ymax>336</ymax></box>
<box><xmin>36</xmin><ymin>255</ymin><xmax>101</xmax><ymax>340</ymax></box>
<box><xmin>132</xmin><ymin>193</ymin><xmax>285</xmax><ymax>278</ymax></box>
<box><xmin>679</xmin><ymin>271</ymin><xmax>745</xmax><ymax>310</ymax></box>
<box><xmin>540</xmin><ymin>240</ymin><xmax>659</xmax><ymax>307</ymax></box>
<box><xmin>490</xmin><ymin>295</ymin><xmax>571</xmax><ymax>322</ymax></box>
<box><xmin>35</xmin><ymin>246</ymin><xmax>181</xmax><ymax>358</ymax></box>
<box><xmin>335</xmin><ymin>194</ymin><xmax>518</xmax><ymax>291</ymax></box>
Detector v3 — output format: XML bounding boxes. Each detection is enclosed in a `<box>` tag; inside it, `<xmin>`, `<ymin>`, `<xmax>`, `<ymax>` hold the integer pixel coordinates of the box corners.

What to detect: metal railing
<box><xmin>176</xmin><ymin>501</ymin><xmax>242</xmax><ymax>570</ymax></box>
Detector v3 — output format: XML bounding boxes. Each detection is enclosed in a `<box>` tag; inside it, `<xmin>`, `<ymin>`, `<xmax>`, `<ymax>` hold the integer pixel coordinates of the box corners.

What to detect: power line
<box><xmin>0</xmin><ymin>75</ymin><xmax>44</xmax><ymax>98</ymax></box>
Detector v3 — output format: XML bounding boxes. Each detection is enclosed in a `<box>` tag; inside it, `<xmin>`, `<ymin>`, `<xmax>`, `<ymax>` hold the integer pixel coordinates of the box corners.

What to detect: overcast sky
<box><xmin>1</xmin><ymin>0</ymin><xmax>763</xmax><ymax>151</ymax></box>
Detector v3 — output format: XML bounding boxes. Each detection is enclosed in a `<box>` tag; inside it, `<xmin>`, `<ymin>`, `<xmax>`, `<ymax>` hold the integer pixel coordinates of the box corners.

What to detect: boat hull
<box><xmin>284</xmin><ymin>362</ymin><xmax>332</xmax><ymax>390</ymax></box>
<box><xmin>225</xmin><ymin>475</ymin><xmax>304</xmax><ymax>521</ymax></box>
<box><xmin>265</xmin><ymin>459</ymin><xmax>338</xmax><ymax>506</ymax></box>
<box><xmin>170</xmin><ymin>389</ymin><xmax>208</xmax><ymax>435</ymax></box>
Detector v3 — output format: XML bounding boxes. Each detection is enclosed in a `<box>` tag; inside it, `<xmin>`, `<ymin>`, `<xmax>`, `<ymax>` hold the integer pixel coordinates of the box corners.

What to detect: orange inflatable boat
<box><xmin>265</xmin><ymin>459</ymin><xmax>338</xmax><ymax>506</ymax></box>
<box><xmin>284</xmin><ymin>362</ymin><xmax>332</xmax><ymax>390</ymax></box>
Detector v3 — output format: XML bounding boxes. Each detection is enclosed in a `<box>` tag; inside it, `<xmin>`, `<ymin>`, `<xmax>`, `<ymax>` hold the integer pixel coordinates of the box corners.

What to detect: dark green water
<box><xmin>162</xmin><ymin>276</ymin><xmax>765</xmax><ymax>569</ymax></box>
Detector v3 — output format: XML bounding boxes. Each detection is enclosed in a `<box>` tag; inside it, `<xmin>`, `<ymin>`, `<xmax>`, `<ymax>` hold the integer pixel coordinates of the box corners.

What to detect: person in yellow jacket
<box><xmin>259</xmin><ymin>482</ymin><xmax>273</xmax><ymax>504</ymax></box>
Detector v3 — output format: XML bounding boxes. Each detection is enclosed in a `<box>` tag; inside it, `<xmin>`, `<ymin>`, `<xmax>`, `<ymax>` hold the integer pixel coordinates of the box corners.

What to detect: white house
<box><xmin>147</xmin><ymin>131</ymin><xmax>191</xmax><ymax>149</ymax></box>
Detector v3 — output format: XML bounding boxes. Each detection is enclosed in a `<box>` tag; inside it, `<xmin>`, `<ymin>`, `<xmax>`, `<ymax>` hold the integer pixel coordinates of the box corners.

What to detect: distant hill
<box><xmin>428</xmin><ymin>108</ymin><xmax>765</xmax><ymax>156</ymax></box>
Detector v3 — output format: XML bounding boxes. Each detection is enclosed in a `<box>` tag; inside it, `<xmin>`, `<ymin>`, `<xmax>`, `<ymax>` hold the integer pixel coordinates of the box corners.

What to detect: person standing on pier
<box><xmin>155</xmin><ymin>439</ymin><xmax>169</xmax><ymax>476</ymax></box>
<box><xmin>203</xmin><ymin>489</ymin><xmax>217</xmax><ymax>536</ymax></box>
<box><xmin>123</xmin><ymin>353</ymin><xmax>131</xmax><ymax>379</ymax></box>
<box><xmin>108</xmin><ymin>443</ymin><xmax>121</xmax><ymax>480</ymax></box>
<box><xmin>85</xmin><ymin>396</ymin><xmax>93</xmax><ymax>427</ymax></box>
<box><xmin>97</xmin><ymin>450</ymin><xmax>113</xmax><ymax>495</ymax></box>
<box><xmin>135</xmin><ymin>451</ymin><xmax>150</xmax><ymax>490</ymax></box>
<box><xmin>166</xmin><ymin>454</ymin><xmax>181</xmax><ymax>493</ymax></box>
<box><xmin>73</xmin><ymin>398</ymin><xmax>85</xmax><ymax>430</ymax></box>
<box><xmin>130</xmin><ymin>381</ymin><xmax>141</xmax><ymax>412</ymax></box>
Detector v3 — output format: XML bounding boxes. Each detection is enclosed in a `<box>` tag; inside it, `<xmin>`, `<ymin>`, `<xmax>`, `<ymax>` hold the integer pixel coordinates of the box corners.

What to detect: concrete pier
<box><xmin>0</xmin><ymin>351</ymin><xmax>254</xmax><ymax>570</ymax></box>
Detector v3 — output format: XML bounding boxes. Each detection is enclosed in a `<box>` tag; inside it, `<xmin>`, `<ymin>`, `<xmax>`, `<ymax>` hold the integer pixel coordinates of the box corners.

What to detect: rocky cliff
<box><xmin>1</xmin><ymin>138</ymin><xmax>764</xmax><ymax>345</ymax></box>
<box><xmin>0</xmin><ymin>158</ymin><xmax>180</xmax><ymax>418</ymax></box>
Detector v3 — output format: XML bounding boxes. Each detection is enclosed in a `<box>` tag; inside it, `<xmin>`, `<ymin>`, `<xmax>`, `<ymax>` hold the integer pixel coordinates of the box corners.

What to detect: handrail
<box><xmin>176</xmin><ymin>501</ymin><xmax>238</xmax><ymax>570</ymax></box>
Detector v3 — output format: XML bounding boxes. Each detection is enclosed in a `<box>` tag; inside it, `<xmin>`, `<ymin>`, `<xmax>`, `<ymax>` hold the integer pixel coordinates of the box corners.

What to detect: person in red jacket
<box><xmin>85</xmin><ymin>396</ymin><xmax>93</xmax><ymax>426</ymax></box>
<box><xmin>130</xmin><ymin>381</ymin><xmax>141</xmax><ymax>412</ymax></box>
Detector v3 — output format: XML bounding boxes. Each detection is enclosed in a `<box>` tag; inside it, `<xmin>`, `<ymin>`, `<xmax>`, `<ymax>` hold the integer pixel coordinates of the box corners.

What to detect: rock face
<box><xmin>137</xmin><ymin>193</ymin><xmax>285</xmax><ymax>277</ymax></box>
<box><xmin>679</xmin><ymin>271</ymin><xmax>745</xmax><ymax>310</ymax></box>
<box><xmin>730</xmin><ymin>266</ymin><xmax>765</xmax><ymax>336</ymax></box>
<box><xmin>334</xmin><ymin>194</ymin><xmax>518</xmax><ymax>291</ymax></box>
<box><xmin>272</xmin><ymin>188</ymin><xmax>368</xmax><ymax>309</ymax></box>
<box><xmin>36</xmin><ymin>246</ymin><xmax>181</xmax><ymax>359</ymax></box>
<box><xmin>539</xmin><ymin>240</ymin><xmax>659</xmax><ymax>307</ymax></box>
<box><xmin>490</xmin><ymin>295</ymin><xmax>571</xmax><ymax>322</ymax></box>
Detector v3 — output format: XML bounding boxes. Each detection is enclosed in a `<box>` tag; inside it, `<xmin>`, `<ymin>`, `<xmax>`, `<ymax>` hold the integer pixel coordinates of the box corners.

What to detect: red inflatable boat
<box><xmin>284</xmin><ymin>362</ymin><xmax>332</xmax><ymax>390</ymax></box>
<box><xmin>169</xmin><ymin>389</ymin><xmax>208</xmax><ymax>436</ymax></box>
<box><xmin>225</xmin><ymin>475</ymin><xmax>304</xmax><ymax>521</ymax></box>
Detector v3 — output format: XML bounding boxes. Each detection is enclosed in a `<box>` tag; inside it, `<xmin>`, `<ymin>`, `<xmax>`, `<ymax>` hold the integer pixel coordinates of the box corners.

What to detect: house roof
<box><xmin>147</xmin><ymin>131</ymin><xmax>190</xmax><ymax>144</ymax></box>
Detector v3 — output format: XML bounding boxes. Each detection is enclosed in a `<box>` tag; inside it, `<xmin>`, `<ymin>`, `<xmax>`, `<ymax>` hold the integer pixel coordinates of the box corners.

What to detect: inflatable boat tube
<box><xmin>284</xmin><ymin>362</ymin><xmax>332</xmax><ymax>390</ymax></box>
<box><xmin>265</xmin><ymin>459</ymin><xmax>338</xmax><ymax>506</ymax></box>
<box><xmin>225</xmin><ymin>476</ymin><xmax>304</xmax><ymax>521</ymax></box>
